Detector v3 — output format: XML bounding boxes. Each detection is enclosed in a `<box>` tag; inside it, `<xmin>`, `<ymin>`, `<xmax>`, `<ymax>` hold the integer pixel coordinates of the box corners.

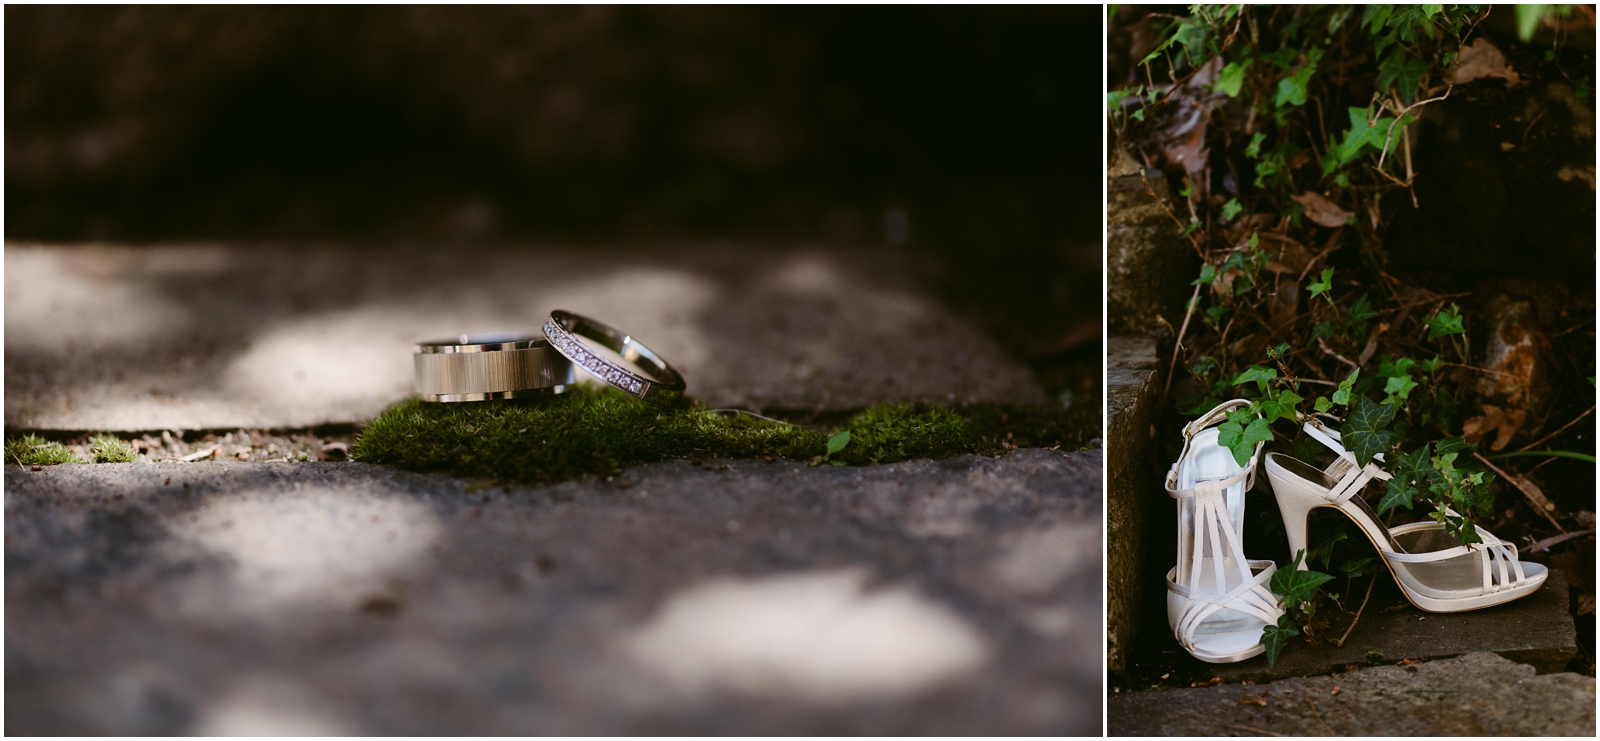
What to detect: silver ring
<box><xmin>542</xmin><ymin>310</ymin><xmax>687</xmax><ymax>400</ymax></box>
<box><xmin>414</xmin><ymin>333</ymin><xmax>575</xmax><ymax>402</ymax></box>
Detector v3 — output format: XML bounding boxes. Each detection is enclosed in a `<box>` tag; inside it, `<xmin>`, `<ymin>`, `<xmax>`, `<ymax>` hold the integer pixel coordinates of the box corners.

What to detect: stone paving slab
<box><xmin>5</xmin><ymin>448</ymin><xmax>1100</xmax><ymax>735</ymax></box>
<box><xmin>5</xmin><ymin>243</ymin><xmax>1049</xmax><ymax>431</ymax></box>
<box><xmin>1108</xmin><ymin>651</ymin><xmax>1596</xmax><ymax>736</ymax></box>
<box><xmin>1195</xmin><ymin>569</ymin><xmax>1576</xmax><ymax>685</ymax></box>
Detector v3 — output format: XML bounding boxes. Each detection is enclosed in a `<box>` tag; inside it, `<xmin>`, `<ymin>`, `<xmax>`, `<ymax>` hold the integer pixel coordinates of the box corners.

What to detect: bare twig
<box><xmin>1317</xmin><ymin>337</ymin><xmax>1361</xmax><ymax>369</ymax></box>
<box><xmin>1551</xmin><ymin>317</ymin><xmax>1594</xmax><ymax>338</ymax></box>
<box><xmin>705</xmin><ymin>409</ymin><xmax>794</xmax><ymax>426</ymax></box>
<box><xmin>1307</xmin><ymin>699</ymin><xmax>1335</xmax><ymax>736</ymax></box>
<box><xmin>1333</xmin><ymin>573</ymin><xmax>1379</xmax><ymax>648</ymax></box>
<box><xmin>1143</xmin><ymin>178</ymin><xmax>1207</xmax><ymax>258</ymax></box>
<box><xmin>1165</xmin><ymin>282</ymin><xmax>1205</xmax><ymax>399</ymax></box>
<box><xmin>1377</xmin><ymin>86</ymin><xmax>1451</xmax><ymax>171</ymax></box>
<box><xmin>1297</xmin><ymin>229</ymin><xmax>1346</xmax><ymax>284</ymax></box>
<box><xmin>1439</xmin><ymin>361</ymin><xmax>1520</xmax><ymax>380</ymax></box>
<box><xmin>1522</xmin><ymin>108</ymin><xmax>1549</xmax><ymax>142</ymax></box>
<box><xmin>1218</xmin><ymin>724</ymin><xmax>1286</xmax><ymax>737</ymax></box>
<box><xmin>1356</xmin><ymin>321</ymin><xmax>1389</xmax><ymax>367</ymax></box>
<box><xmin>1474</xmin><ymin>453</ymin><xmax>1564</xmax><ymax>530</ymax></box>
<box><xmin>1523</xmin><ymin>528</ymin><xmax>1594</xmax><ymax>554</ymax></box>
<box><xmin>1515</xmin><ymin>404</ymin><xmax>1595</xmax><ymax>452</ymax></box>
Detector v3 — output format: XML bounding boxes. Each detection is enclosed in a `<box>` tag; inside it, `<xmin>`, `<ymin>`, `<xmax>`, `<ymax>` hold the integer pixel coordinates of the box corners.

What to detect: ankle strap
<box><xmin>1167</xmin><ymin>399</ymin><xmax>1264</xmax><ymax>497</ymax></box>
<box><xmin>1165</xmin><ymin>465</ymin><xmax>1254</xmax><ymax>500</ymax></box>
<box><xmin>1185</xmin><ymin>398</ymin><xmax>1254</xmax><ymax>439</ymax></box>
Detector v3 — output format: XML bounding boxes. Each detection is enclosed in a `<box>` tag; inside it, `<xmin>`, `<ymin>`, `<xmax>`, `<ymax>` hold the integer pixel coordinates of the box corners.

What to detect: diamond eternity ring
<box><xmin>542</xmin><ymin>310</ymin><xmax>687</xmax><ymax>400</ymax></box>
<box><xmin>414</xmin><ymin>333</ymin><xmax>576</xmax><ymax>402</ymax></box>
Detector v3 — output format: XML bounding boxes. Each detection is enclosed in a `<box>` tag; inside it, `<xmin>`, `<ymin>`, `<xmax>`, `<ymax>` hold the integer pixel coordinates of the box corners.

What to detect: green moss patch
<box><xmin>6</xmin><ymin>434</ymin><xmax>86</xmax><ymax>465</ymax></box>
<box><xmin>352</xmin><ymin>384</ymin><xmax>1097</xmax><ymax>484</ymax></box>
<box><xmin>88</xmin><ymin>434</ymin><xmax>139</xmax><ymax>463</ymax></box>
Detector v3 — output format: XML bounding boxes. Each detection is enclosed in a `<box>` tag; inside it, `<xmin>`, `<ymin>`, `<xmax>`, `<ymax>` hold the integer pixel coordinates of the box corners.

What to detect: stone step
<box><xmin>5</xmin><ymin>244</ymin><xmax>1049</xmax><ymax>431</ymax></box>
<box><xmin>1145</xmin><ymin>566</ymin><xmax>1578</xmax><ymax>689</ymax></box>
<box><xmin>1108</xmin><ymin>651</ymin><xmax>1595</xmax><ymax>736</ymax></box>
<box><xmin>4</xmin><ymin>448</ymin><xmax>1100</xmax><ymax>735</ymax></box>
<box><xmin>1105</xmin><ymin>333</ymin><xmax>1161</xmax><ymax>680</ymax></box>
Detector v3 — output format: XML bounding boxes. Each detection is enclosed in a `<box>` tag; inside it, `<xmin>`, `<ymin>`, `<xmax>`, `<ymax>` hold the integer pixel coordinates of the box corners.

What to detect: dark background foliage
<box><xmin>6</xmin><ymin>5</ymin><xmax>1103</xmax><ymax>395</ymax></box>
<box><xmin>7</xmin><ymin>6</ymin><xmax>1094</xmax><ymax>244</ymax></box>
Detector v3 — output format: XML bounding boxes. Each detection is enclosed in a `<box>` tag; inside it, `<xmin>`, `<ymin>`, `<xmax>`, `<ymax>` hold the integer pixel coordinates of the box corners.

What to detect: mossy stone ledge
<box><xmin>351</xmin><ymin>384</ymin><xmax>1097</xmax><ymax>484</ymax></box>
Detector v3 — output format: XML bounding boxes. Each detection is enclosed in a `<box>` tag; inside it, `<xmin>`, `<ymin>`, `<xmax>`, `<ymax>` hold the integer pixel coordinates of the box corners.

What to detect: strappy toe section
<box><xmin>1165</xmin><ymin>399</ymin><xmax>1284</xmax><ymax>663</ymax></box>
<box><xmin>1264</xmin><ymin>414</ymin><xmax>1547</xmax><ymax>613</ymax></box>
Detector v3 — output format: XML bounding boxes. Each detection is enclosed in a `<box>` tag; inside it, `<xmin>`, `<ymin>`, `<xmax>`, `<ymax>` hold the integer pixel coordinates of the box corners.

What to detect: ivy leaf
<box><xmin>1275</xmin><ymin>64</ymin><xmax>1316</xmax><ymax>108</ymax></box>
<box><xmin>1220</xmin><ymin>198</ymin><xmax>1243</xmax><ymax>222</ymax></box>
<box><xmin>1307</xmin><ymin>320</ymin><xmax>1336</xmax><ymax>347</ymax></box>
<box><xmin>1434</xmin><ymin>436</ymin><xmax>1474</xmax><ymax>459</ymax></box>
<box><xmin>1384</xmin><ymin>373</ymin><xmax>1418</xmax><ymax>402</ymax></box>
<box><xmin>1347</xmin><ymin>293</ymin><xmax>1379</xmax><ymax>334</ymax></box>
<box><xmin>1341</xmin><ymin>395</ymin><xmax>1396</xmax><ymax>466</ymax></box>
<box><xmin>1258</xmin><ymin>389</ymin><xmax>1304</xmax><ymax>425</ymax></box>
<box><xmin>1379</xmin><ymin>445</ymin><xmax>1430</xmax><ymax>514</ymax></box>
<box><xmin>1308</xmin><ymin>267</ymin><xmax>1335</xmax><ymax>303</ymax></box>
<box><xmin>1232</xmin><ymin>365</ymin><xmax>1278</xmax><ymax>393</ymax></box>
<box><xmin>1271</xmin><ymin>550</ymin><xmax>1335</xmax><ymax>609</ymax></box>
<box><xmin>1217</xmin><ymin>416</ymin><xmax>1273</xmax><ymax>467</ymax></box>
<box><xmin>1216</xmin><ymin>60</ymin><xmax>1249</xmax><ymax>97</ymax></box>
<box><xmin>1377</xmin><ymin>356</ymin><xmax>1417</xmax><ymax>380</ymax></box>
<box><xmin>1246</xmin><ymin>132</ymin><xmax>1266</xmax><ymax>159</ymax></box>
<box><xmin>1330</xmin><ymin>368</ymin><xmax>1360</xmax><ymax>406</ymax></box>
<box><xmin>1192</xmin><ymin>264</ymin><xmax>1218</xmax><ymax>286</ymax></box>
<box><xmin>1378</xmin><ymin>48</ymin><xmax>1429</xmax><ymax>101</ymax></box>
<box><xmin>1308</xmin><ymin>523</ymin><xmax>1348</xmax><ymax>570</ymax></box>
<box><xmin>1261</xmin><ymin>615</ymin><xmax>1299</xmax><ymax>668</ymax></box>
<box><xmin>1419</xmin><ymin>356</ymin><xmax>1443</xmax><ymax>374</ymax></box>
<box><xmin>826</xmin><ymin>430</ymin><xmax>851</xmax><ymax>455</ymax></box>
<box><xmin>1424</xmin><ymin>304</ymin><xmax>1466</xmax><ymax>338</ymax></box>
<box><xmin>1314</xmin><ymin>396</ymin><xmax>1333</xmax><ymax>413</ymax></box>
<box><xmin>1340</xmin><ymin>557</ymin><xmax>1378</xmax><ymax>577</ymax></box>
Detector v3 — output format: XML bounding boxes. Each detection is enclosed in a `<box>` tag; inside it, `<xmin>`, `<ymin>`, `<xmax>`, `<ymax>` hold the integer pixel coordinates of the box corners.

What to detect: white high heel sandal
<box><xmin>1265</xmin><ymin>414</ymin><xmax>1548</xmax><ymax>612</ymax></box>
<box><xmin>1165</xmin><ymin>399</ymin><xmax>1285</xmax><ymax>664</ymax></box>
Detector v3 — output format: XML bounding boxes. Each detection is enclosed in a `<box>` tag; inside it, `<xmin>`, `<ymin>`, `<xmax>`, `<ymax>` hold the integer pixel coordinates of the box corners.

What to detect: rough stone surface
<box><xmin>1108</xmin><ymin>651</ymin><xmax>1596</xmax><ymax>736</ymax></box>
<box><xmin>1106</xmin><ymin>143</ymin><xmax>1197</xmax><ymax>335</ymax></box>
<box><xmin>1105</xmin><ymin>333</ymin><xmax>1161</xmax><ymax>682</ymax></box>
<box><xmin>1202</xmin><ymin>568</ymin><xmax>1578</xmax><ymax>684</ymax></box>
<box><xmin>5</xmin><ymin>448</ymin><xmax>1100</xmax><ymax>735</ymax></box>
<box><xmin>5</xmin><ymin>243</ymin><xmax>1049</xmax><ymax>431</ymax></box>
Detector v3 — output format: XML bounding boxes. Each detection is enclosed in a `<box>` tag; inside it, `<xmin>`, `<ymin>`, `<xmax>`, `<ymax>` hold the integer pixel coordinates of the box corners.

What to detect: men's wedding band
<box><xmin>542</xmin><ymin>310</ymin><xmax>687</xmax><ymax>400</ymax></box>
<box><xmin>414</xmin><ymin>333</ymin><xmax>575</xmax><ymax>402</ymax></box>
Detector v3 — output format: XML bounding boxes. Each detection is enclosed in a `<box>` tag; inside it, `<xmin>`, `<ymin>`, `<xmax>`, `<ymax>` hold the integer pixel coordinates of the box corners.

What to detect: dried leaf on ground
<box><xmin>1291</xmin><ymin>192</ymin><xmax>1355</xmax><ymax>227</ymax></box>
<box><xmin>1269</xmin><ymin>271</ymin><xmax>1301</xmax><ymax>329</ymax></box>
<box><xmin>1258</xmin><ymin>232</ymin><xmax>1313</xmax><ymax>274</ymax></box>
<box><xmin>1453</xmin><ymin>38</ymin><xmax>1521</xmax><ymax>86</ymax></box>
<box><xmin>1461</xmin><ymin>403</ymin><xmax>1527</xmax><ymax>451</ymax></box>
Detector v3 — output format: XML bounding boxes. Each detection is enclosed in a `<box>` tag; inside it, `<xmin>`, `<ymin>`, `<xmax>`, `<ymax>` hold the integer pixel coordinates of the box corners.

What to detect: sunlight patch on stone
<box><xmin>4</xmin><ymin>245</ymin><xmax>194</xmax><ymax>353</ymax></box>
<box><xmin>990</xmin><ymin>522</ymin><xmax>1101</xmax><ymax>595</ymax></box>
<box><xmin>172</xmin><ymin>486</ymin><xmax>439</xmax><ymax>616</ymax></box>
<box><xmin>192</xmin><ymin>676</ymin><xmax>356</xmax><ymax>736</ymax></box>
<box><xmin>625</xmin><ymin>568</ymin><xmax>987</xmax><ymax>703</ymax></box>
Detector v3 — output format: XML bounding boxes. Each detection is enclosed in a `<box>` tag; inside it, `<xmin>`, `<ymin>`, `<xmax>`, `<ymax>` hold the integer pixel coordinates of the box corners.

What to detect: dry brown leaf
<box><xmin>1453</xmin><ymin>37</ymin><xmax>1520</xmax><ymax>86</ymax></box>
<box><xmin>1269</xmin><ymin>271</ymin><xmax>1300</xmax><ymax>330</ymax></box>
<box><xmin>1165</xmin><ymin>119</ymin><xmax>1209</xmax><ymax>177</ymax></box>
<box><xmin>1461</xmin><ymin>404</ymin><xmax>1527</xmax><ymax>451</ymax></box>
<box><xmin>1291</xmin><ymin>192</ymin><xmax>1354</xmax><ymax>228</ymax></box>
<box><xmin>1258</xmin><ymin>233</ymin><xmax>1313</xmax><ymax>274</ymax></box>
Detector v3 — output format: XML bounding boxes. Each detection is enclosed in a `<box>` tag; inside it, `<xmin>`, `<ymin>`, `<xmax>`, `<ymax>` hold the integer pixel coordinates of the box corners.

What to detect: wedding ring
<box><xmin>542</xmin><ymin>310</ymin><xmax>687</xmax><ymax>400</ymax></box>
<box><xmin>414</xmin><ymin>333</ymin><xmax>575</xmax><ymax>402</ymax></box>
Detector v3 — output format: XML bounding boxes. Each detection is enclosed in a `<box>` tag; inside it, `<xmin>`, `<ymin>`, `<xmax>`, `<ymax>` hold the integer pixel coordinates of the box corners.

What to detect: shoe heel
<box><xmin>1266</xmin><ymin>459</ymin><xmax>1320</xmax><ymax>571</ymax></box>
